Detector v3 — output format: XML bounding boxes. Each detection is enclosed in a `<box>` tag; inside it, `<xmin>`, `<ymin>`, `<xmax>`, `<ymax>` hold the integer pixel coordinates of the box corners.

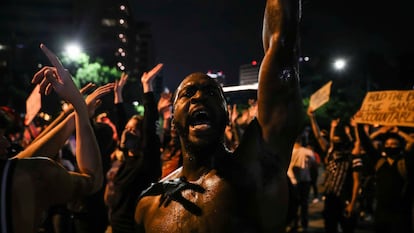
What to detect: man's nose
<box><xmin>190</xmin><ymin>90</ymin><xmax>206</xmax><ymax>104</ymax></box>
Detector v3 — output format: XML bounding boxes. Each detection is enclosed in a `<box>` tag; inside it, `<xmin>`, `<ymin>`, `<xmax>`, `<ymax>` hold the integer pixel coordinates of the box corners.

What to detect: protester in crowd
<box><xmin>348</xmin><ymin>120</ymin><xmax>375</xmax><ymax>223</ymax></box>
<box><xmin>0</xmin><ymin>109</ymin><xmax>13</xmax><ymax>159</ymax></box>
<box><xmin>158</xmin><ymin>90</ymin><xmax>183</xmax><ymax>179</ymax></box>
<box><xmin>96</xmin><ymin>112</ymin><xmax>119</xmax><ymax>142</ymax></box>
<box><xmin>158</xmin><ymin>88</ymin><xmax>173</xmax><ymax>145</ymax></box>
<box><xmin>0</xmin><ymin>44</ymin><xmax>104</xmax><ymax>233</ymax></box>
<box><xmin>358</xmin><ymin>124</ymin><xmax>413</xmax><ymax>233</ymax></box>
<box><xmin>308</xmin><ymin>107</ymin><xmax>363</xmax><ymax>233</ymax></box>
<box><xmin>307</xmin><ymin>107</ymin><xmax>330</xmax><ymax>160</ymax></box>
<box><xmin>307</xmin><ymin>143</ymin><xmax>321</xmax><ymax>203</ymax></box>
<box><xmin>286</xmin><ymin>135</ymin><xmax>316</xmax><ymax>232</ymax></box>
<box><xmin>323</xmin><ymin>118</ymin><xmax>363</xmax><ymax>233</ymax></box>
<box><xmin>27</xmin><ymin>81</ymin><xmax>114</xmax><ymax>233</ymax></box>
<box><xmin>0</xmin><ymin>106</ymin><xmax>25</xmax><ymax>157</ymax></box>
<box><xmin>70</xmin><ymin>121</ymin><xmax>116</xmax><ymax>233</ymax></box>
<box><xmin>159</xmin><ymin>122</ymin><xmax>182</xmax><ymax>179</ymax></box>
<box><xmin>224</xmin><ymin>104</ymin><xmax>240</xmax><ymax>152</ymax></box>
<box><xmin>104</xmin><ymin>65</ymin><xmax>162</xmax><ymax>233</ymax></box>
<box><xmin>134</xmin><ymin>0</ymin><xmax>303</xmax><ymax>232</ymax></box>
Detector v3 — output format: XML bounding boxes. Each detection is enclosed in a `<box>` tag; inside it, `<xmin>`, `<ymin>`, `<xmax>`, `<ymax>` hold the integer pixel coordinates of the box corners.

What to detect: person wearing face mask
<box><xmin>320</xmin><ymin>118</ymin><xmax>363</xmax><ymax>233</ymax></box>
<box><xmin>358</xmin><ymin>125</ymin><xmax>414</xmax><ymax>233</ymax></box>
<box><xmin>307</xmin><ymin>108</ymin><xmax>364</xmax><ymax>233</ymax></box>
<box><xmin>104</xmin><ymin>65</ymin><xmax>162</xmax><ymax>233</ymax></box>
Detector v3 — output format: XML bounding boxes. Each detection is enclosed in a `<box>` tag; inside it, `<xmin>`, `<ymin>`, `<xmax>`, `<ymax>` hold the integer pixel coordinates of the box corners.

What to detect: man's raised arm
<box><xmin>258</xmin><ymin>0</ymin><xmax>303</xmax><ymax>164</ymax></box>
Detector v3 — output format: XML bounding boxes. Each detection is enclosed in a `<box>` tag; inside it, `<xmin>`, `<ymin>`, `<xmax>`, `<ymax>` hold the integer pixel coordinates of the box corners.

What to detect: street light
<box><xmin>333</xmin><ymin>58</ymin><xmax>347</xmax><ymax>71</ymax></box>
<box><xmin>64</xmin><ymin>43</ymin><xmax>82</xmax><ymax>60</ymax></box>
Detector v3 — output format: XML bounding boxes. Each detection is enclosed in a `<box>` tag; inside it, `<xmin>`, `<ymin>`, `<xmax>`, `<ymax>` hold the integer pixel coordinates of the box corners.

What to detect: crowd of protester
<box><xmin>284</xmin><ymin>106</ymin><xmax>414</xmax><ymax>233</ymax></box>
<box><xmin>2</xmin><ymin>59</ymin><xmax>413</xmax><ymax>233</ymax></box>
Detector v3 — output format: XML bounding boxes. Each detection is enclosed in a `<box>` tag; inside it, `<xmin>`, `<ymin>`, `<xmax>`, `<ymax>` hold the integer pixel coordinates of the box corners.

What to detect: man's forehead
<box><xmin>178</xmin><ymin>73</ymin><xmax>222</xmax><ymax>90</ymax></box>
<box><xmin>182</xmin><ymin>73</ymin><xmax>216</xmax><ymax>84</ymax></box>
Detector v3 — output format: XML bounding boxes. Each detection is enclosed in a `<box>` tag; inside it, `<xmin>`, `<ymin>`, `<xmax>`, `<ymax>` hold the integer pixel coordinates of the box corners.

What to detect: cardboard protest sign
<box><xmin>309</xmin><ymin>81</ymin><xmax>332</xmax><ymax>111</ymax></box>
<box><xmin>353</xmin><ymin>90</ymin><xmax>414</xmax><ymax>127</ymax></box>
<box><xmin>24</xmin><ymin>85</ymin><xmax>41</xmax><ymax>126</ymax></box>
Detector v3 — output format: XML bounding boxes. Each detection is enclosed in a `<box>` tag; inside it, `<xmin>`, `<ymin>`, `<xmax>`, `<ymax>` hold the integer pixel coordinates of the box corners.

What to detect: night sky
<box><xmin>131</xmin><ymin>0</ymin><xmax>413</xmax><ymax>90</ymax></box>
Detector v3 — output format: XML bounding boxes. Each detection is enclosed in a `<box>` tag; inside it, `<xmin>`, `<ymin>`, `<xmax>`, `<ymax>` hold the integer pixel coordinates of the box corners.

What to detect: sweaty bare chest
<box><xmin>143</xmin><ymin>171</ymin><xmax>287</xmax><ymax>233</ymax></box>
<box><xmin>145</xmin><ymin>177</ymin><xmax>237</xmax><ymax>233</ymax></box>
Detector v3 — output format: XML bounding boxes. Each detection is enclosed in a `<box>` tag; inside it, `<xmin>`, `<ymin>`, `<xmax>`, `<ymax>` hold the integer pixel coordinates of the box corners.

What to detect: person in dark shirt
<box><xmin>358</xmin><ymin>125</ymin><xmax>414</xmax><ymax>233</ymax></box>
<box><xmin>308</xmin><ymin>111</ymin><xmax>363</xmax><ymax>233</ymax></box>
<box><xmin>104</xmin><ymin>64</ymin><xmax>162</xmax><ymax>233</ymax></box>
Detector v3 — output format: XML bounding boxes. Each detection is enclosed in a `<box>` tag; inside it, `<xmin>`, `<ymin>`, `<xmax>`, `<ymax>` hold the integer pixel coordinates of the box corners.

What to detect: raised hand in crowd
<box><xmin>15</xmin><ymin>82</ymin><xmax>114</xmax><ymax>159</ymax></box>
<box><xmin>114</xmin><ymin>72</ymin><xmax>128</xmax><ymax>104</ymax></box>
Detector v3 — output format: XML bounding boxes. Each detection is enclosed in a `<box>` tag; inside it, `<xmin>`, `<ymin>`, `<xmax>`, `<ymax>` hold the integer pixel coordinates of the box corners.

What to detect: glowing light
<box><xmin>333</xmin><ymin>58</ymin><xmax>346</xmax><ymax>71</ymax></box>
<box><xmin>65</xmin><ymin>43</ymin><xmax>82</xmax><ymax>60</ymax></box>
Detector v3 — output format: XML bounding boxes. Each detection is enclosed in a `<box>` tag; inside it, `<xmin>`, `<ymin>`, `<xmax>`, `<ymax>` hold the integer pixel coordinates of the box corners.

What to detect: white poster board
<box><xmin>24</xmin><ymin>85</ymin><xmax>41</xmax><ymax>126</ymax></box>
<box><xmin>309</xmin><ymin>81</ymin><xmax>332</xmax><ymax>110</ymax></box>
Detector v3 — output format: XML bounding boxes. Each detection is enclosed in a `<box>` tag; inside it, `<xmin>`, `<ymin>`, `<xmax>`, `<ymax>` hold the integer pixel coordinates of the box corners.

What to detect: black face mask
<box><xmin>123</xmin><ymin>132</ymin><xmax>140</xmax><ymax>150</ymax></box>
<box><xmin>382</xmin><ymin>147</ymin><xmax>402</xmax><ymax>159</ymax></box>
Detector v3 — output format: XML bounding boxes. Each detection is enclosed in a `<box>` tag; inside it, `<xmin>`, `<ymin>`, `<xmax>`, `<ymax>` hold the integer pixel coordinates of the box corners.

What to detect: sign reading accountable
<box><xmin>354</xmin><ymin>90</ymin><xmax>414</xmax><ymax>127</ymax></box>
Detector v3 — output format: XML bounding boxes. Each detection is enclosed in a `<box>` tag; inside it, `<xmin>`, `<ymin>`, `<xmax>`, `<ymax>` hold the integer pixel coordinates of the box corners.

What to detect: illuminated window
<box><xmin>101</xmin><ymin>18</ymin><xmax>117</xmax><ymax>27</ymax></box>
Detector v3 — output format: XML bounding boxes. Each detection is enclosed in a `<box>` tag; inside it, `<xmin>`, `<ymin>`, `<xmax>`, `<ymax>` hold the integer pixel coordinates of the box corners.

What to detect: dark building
<box><xmin>0</xmin><ymin>0</ymin><xmax>76</xmax><ymax>113</ymax></box>
<box><xmin>0</xmin><ymin>0</ymin><xmax>156</xmax><ymax>115</ymax></box>
<box><xmin>239</xmin><ymin>61</ymin><xmax>260</xmax><ymax>85</ymax></box>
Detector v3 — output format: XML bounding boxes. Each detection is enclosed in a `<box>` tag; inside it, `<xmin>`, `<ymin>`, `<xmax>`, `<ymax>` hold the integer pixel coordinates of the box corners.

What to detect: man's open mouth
<box><xmin>189</xmin><ymin>110</ymin><xmax>212</xmax><ymax>130</ymax></box>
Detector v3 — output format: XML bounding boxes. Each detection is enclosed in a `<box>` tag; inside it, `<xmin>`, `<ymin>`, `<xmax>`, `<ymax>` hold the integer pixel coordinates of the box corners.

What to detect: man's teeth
<box><xmin>191</xmin><ymin>110</ymin><xmax>210</xmax><ymax>126</ymax></box>
<box><xmin>191</xmin><ymin>124</ymin><xmax>211</xmax><ymax>130</ymax></box>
